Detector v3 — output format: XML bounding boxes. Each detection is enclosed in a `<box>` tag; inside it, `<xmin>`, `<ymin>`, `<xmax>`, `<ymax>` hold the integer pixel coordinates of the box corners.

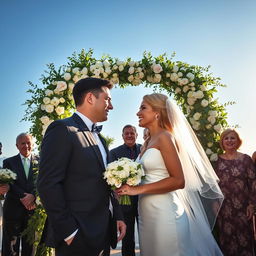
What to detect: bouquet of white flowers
<box><xmin>0</xmin><ymin>168</ymin><xmax>17</xmax><ymax>200</ymax></box>
<box><xmin>103</xmin><ymin>157</ymin><xmax>144</xmax><ymax>205</ymax></box>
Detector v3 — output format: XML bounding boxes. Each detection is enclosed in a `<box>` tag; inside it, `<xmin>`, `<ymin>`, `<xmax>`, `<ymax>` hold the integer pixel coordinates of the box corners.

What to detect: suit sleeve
<box><xmin>37</xmin><ymin>121</ymin><xmax>78</xmax><ymax>242</ymax></box>
<box><xmin>3</xmin><ymin>159</ymin><xmax>26</xmax><ymax>198</ymax></box>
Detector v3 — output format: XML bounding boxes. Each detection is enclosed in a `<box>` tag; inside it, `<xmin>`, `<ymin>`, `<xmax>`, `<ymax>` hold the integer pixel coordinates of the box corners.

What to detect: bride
<box><xmin>117</xmin><ymin>93</ymin><xmax>224</xmax><ymax>256</ymax></box>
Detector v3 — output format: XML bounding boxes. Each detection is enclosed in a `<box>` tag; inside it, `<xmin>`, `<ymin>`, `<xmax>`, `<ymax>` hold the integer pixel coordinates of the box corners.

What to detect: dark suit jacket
<box><xmin>37</xmin><ymin>113</ymin><xmax>123</xmax><ymax>253</ymax></box>
<box><xmin>3</xmin><ymin>154</ymin><xmax>37</xmax><ymax>219</ymax></box>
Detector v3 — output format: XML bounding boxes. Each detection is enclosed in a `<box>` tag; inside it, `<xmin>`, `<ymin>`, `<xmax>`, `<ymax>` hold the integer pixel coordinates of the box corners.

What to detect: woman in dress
<box><xmin>215</xmin><ymin>129</ymin><xmax>256</xmax><ymax>256</ymax></box>
<box><xmin>117</xmin><ymin>93</ymin><xmax>224</xmax><ymax>256</ymax></box>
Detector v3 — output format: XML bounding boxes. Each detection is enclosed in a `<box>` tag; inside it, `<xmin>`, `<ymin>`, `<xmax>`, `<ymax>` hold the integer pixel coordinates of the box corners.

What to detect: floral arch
<box><xmin>24</xmin><ymin>49</ymin><xmax>229</xmax><ymax>160</ymax></box>
<box><xmin>23</xmin><ymin>49</ymin><xmax>229</xmax><ymax>255</ymax></box>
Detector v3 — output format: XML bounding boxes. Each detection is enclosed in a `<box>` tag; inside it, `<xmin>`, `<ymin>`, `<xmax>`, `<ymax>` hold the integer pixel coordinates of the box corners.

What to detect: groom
<box><xmin>37</xmin><ymin>77</ymin><xmax>126</xmax><ymax>256</ymax></box>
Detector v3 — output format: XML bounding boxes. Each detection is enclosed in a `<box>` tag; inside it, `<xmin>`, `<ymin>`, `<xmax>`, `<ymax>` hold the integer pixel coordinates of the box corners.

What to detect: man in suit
<box><xmin>109</xmin><ymin>125</ymin><xmax>141</xmax><ymax>256</ymax></box>
<box><xmin>37</xmin><ymin>77</ymin><xmax>126</xmax><ymax>256</ymax></box>
<box><xmin>2</xmin><ymin>133</ymin><xmax>37</xmax><ymax>256</ymax></box>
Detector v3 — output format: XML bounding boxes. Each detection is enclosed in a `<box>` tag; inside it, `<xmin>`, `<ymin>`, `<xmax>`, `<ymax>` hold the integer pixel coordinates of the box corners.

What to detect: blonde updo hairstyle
<box><xmin>219</xmin><ymin>128</ymin><xmax>242</xmax><ymax>150</ymax></box>
<box><xmin>143</xmin><ymin>93</ymin><xmax>173</xmax><ymax>132</ymax></box>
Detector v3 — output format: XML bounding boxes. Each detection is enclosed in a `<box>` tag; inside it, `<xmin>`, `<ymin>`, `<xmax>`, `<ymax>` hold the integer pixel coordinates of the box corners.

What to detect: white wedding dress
<box><xmin>138</xmin><ymin>148</ymin><xmax>194</xmax><ymax>256</ymax></box>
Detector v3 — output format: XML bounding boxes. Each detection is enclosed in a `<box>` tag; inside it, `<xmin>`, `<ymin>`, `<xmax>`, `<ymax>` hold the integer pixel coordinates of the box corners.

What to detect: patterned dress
<box><xmin>215</xmin><ymin>154</ymin><xmax>256</xmax><ymax>256</ymax></box>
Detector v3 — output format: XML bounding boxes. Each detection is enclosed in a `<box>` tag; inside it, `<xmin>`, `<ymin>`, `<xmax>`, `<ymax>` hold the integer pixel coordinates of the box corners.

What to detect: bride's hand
<box><xmin>116</xmin><ymin>184</ymin><xmax>139</xmax><ymax>196</ymax></box>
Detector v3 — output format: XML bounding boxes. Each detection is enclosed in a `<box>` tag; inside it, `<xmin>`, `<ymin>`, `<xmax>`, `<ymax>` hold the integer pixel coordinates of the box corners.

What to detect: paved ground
<box><xmin>110</xmin><ymin>248</ymin><xmax>140</xmax><ymax>255</ymax></box>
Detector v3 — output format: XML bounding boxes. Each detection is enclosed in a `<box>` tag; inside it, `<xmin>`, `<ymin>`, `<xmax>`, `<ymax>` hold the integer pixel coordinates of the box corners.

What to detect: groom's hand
<box><xmin>117</xmin><ymin>220</ymin><xmax>126</xmax><ymax>242</ymax></box>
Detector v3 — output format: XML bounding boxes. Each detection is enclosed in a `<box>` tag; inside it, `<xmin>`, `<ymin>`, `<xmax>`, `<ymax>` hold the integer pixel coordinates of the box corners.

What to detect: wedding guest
<box><xmin>109</xmin><ymin>125</ymin><xmax>141</xmax><ymax>256</ymax></box>
<box><xmin>38</xmin><ymin>78</ymin><xmax>126</xmax><ymax>256</ymax></box>
<box><xmin>215</xmin><ymin>128</ymin><xmax>256</xmax><ymax>256</ymax></box>
<box><xmin>117</xmin><ymin>94</ymin><xmax>223</xmax><ymax>255</ymax></box>
<box><xmin>2</xmin><ymin>133</ymin><xmax>37</xmax><ymax>256</ymax></box>
<box><xmin>0</xmin><ymin>142</ymin><xmax>9</xmax><ymax>195</ymax></box>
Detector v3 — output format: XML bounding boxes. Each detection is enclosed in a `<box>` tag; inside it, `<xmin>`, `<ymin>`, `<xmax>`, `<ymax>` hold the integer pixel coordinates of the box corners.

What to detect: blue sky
<box><xmin>0</xmin><ymin>0</ymin><xmax>256</xmax><ymax>158</ymax></box>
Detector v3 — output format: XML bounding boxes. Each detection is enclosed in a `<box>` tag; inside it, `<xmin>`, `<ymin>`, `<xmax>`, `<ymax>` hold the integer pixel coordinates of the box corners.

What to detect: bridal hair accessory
<box><xmin>91</xmin><ymin>124</ymin><xmax>103</xmax><ymax>134</ymax></box>
<box><xmin>166</xmin><ymin>98</ymin><xmax>224</xmax><ymax>255</ymax></box>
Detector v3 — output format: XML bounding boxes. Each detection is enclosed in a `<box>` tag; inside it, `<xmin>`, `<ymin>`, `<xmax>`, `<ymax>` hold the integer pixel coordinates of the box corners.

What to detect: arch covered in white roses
<box><xmin>24</xmin><ymin>49</ymin><xmax>229</xmax><ymax>160</ymax></box>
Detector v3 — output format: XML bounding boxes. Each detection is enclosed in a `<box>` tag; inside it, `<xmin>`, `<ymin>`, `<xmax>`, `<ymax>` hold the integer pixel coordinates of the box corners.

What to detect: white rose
<box><xmin>56</xmin><ymin>81</ymin><xmax>68</xmax><ymax>92</ymax></box>
<box><xmin>200</xmin><ymin>85</ymin><xmax>207</xmax><ymax>91</ymax></box>
<box><xmin>181</xmin><ymin>78</ymin><xmax>189</xmax><ymax>85</ymax></box>
<box><xmin>40</xmin><ymin>116</ymin><xmax>50</xmax><ymax>125</ymax></box>
<box><xmin>112</xmin><ymin>65</ymin><xmax>118</xmax><ymax>70</ymax></box>
<box><xmin>41</xmin><ymin>104</ymin><xmax>46</xmax><ymax>111</ymax></box>
<box><xmin>207</xmin><ymin>116</ymin><xmax>216</xmax><ymax>124</ymax></box>
<box><xmin>166</xmin><ymin>73</ymin><xmax>171</xmax><ymax>78</ymax></box>
<box><xmin>81</xmin><ymin>67</ymin><xmax>88</xmax><ymax>75</ymax></box>
<box><xmin>103</xmin><ymin>60</ymin><xmax>110</xmax><ymax>67</ymax></box>
<box><xmin>72</xmin><ymin>67</ymin><xmax>80</xmax><ymax>75</ymax></box>
<box><xmin>209</xmin><ymin>110</ymin><xmax>218</xmax><ymax>117</ymax></box>
<box><xmin>66</xmin><ymin>67</ymin><xmax>71</xmax><ymax>72</ymax></box>
<box><xmin>105</xmin><ymin>67</ymin><xmax>112</xmax><ymax>74</ymax></box>
<box><xmin>188</xmin><ymin>82</ymin><xmax>195</xmax><ymax>87</ymax></box>
<box><xmin>43</xmin><ymin>97</ymin><xmax>51</xmax><ymax>104</ymax></box>
<box><xmin>45</xmin><ymin>89</ymin><xmax>53</xmax><ymax>96</ymax></box>
<box><xmin>118</xmin><ymin>65</ymin><xmax>124</xmax><ymax>72</ymax></box>
<box><xmin>154</xmin><ymin>74</ymin><xmax>161</xmax><ymax>83</ymax></box>
<box><xmin>210</xmin><ymin>153</ymin><xmax>218</xmax><ymax>162</ymax></box>
<box><xmin>95</xmin><ymin>61</ymin><xmax>103</xmax><ymax>68</ymax></box>
<box><xmin>214</xmin><ymin>124</ymin><xmax>222</xmax><ymax>133</ymax></box>
<box><xmin>51</xmin><ymin>97</ymin><xmax>60</xmax><ymax>107</ymax></box>
<box><xmin>147</xmin><ymin>76</ymin><xmax>153</xmax><ymax>83</ymax></box>
<box><xmin>201</xmin><ymin>99</ymin><xmax>209</xmax><ymax>107</ymax></box>
<box><xmin>206</xmin><ymin>148</ymin><xmax>212</xmax><ymax>155</ymax></box>
<box><xmin>93</xmin><ymin>69</ymin><xmax>101</xmax><ymax>77</ymax></box>
<box><xmin>178</xmin><ymin>72</ymin><xmax>183</xmax><ymax>77</ymax></box>
<box><xmin>128</xmin><ymin>75</ymin><xmax>134</xmax><ymax>82</ymax></box>
<box><xmin>112</xmin><ymin>73</ymin><xmax>118</xmax><ymax>78</ymax></box>
<box><xmin>172</xmin><ymin>65</ymin><xmax>179</xmax><ymax>72</ymax></box>
<box><xmin>206</xmin><ymin>124</ymin><xmax>212</xmax><ymax>129</ymax></box>
<box><xmin>170</xmin><ymin>73</ymin><xmax>179</xmax><ymax>82</ymax></box>
<box><xmin>63</xmin><ymin>73</ymin><xmax>71</xmax><ymax>81</ymax></box>
<box><xmin>193</xmin><ymin>112</ymin><xmax>201</xmax><ymax>120</ymax></box>
<box><xmin>192</xmin><ymin>122</ymin><xmax>200</xmax><ymax>130</ymax></box>
<box><xmin>110</xmin><ymin>77</ymin><xmax>119</xmax><ymax>84</ymax></box>
<box><xmin>187</xmin><ymin>98</ymin><xmax>196</xmax><ymax>105</ymax></box>
<box><xmin>175</xmin><ymin>88</ymin><xmax>181</xmax><ymax>94</ymax></box>
<box><xmin>139</xmin><ymin>72</ymin><xmax>144</xmax><ymax>79</ymax></box>
<box><xmin>73</xmin><ymin>75</ymin><xmax>80</xmax><ymax>83</ymax></box>
<box><xmin>45</xmin><ymin>104</ymin><xmax>54</xmax><ymax>113</ymax></box>
<box><xmin>55</xmin><ymin>106</ymin><xmax>65</xmax><ymax>116</ymax></box>
<box><xmin>116</xmin><ymin>60</ymin><xmax>124</xmax><ymax>66</ymax></box>
<box><xmin>186</xmin><ymin>72</ymin><xmax>195</xmax><ymax>81</ymax></box>
<box><xmin>103</xmin><ymin>72</ymin><xmax>108</xmax><ymax>78</ymax></box>
<box><xmin>59</xmin><ymin>97</ymin><xmax>65</xmax><ymax>103</ymax></box>
<box><xmin>183</xmin><ymin>86</ymin><xmax>189</xmax><ymax>93</ymax></box>
<box><xmin>128</xmin><ymin>67</ymin><xmax>135</xmax><ymax>74</ymax></box>
<box><xmin>137</xmin><ymin>67</ymin><xmax>142</xmax><ymax>72</ymax></box>
<box><xmin>152</xmin><ymin>63</ymin><xmax>163</xmax><ymax>74</ymax></box>
<box><xmin>207</xmin><ymin>142</ymin><xmax>213</xmax><ymax>147</ymax></box>
<box><xmin>132</xmin><ymin>79</ymin><xmax>141</xmax><ymax>85</ymax></box>
<box><xmin>194</xmin><ymin>90</ymin><xmax>204</xmax><ymax>99</ymax></box>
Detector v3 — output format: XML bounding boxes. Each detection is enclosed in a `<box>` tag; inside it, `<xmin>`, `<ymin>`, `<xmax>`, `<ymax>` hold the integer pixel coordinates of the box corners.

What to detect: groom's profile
<box><xmin>38</xmin><ymin>77</ymin><xmax>126</xmax><ymax>256</ymax></box>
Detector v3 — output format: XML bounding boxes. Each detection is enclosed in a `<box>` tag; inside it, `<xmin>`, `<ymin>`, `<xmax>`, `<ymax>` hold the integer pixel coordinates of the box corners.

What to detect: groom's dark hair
<box><xmin>73</xmin><ymin>77</ymin><xmax>112</xmax><ymax>107</ymax></box>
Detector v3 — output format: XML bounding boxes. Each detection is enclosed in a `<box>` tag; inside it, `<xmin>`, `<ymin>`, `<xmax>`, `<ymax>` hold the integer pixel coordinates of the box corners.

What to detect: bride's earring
<box><xmin>155</xmin><ymin>114</ymin><xmax>159</xmax><ymax>120</ymax></box>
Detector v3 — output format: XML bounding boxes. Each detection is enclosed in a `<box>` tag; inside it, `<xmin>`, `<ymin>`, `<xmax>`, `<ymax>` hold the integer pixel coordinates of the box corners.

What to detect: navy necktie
<box><xmin>91</xmin><ymin>124</ymin><xmax>103</xmax><ymax>134</ymax></box>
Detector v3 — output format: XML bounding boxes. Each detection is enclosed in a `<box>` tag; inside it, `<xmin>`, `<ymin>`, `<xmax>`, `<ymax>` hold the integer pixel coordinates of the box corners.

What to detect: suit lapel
<box><xmin>72</xmin><ymin>113</ymin><xmax>106</xmax><ymax>170</ymax></box>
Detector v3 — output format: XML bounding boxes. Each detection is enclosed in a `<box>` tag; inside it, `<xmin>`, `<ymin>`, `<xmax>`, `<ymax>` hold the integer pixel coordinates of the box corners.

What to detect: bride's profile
<box><xmin>117</xmin><ymin>93</ymin><xmax>224</xmax><ymax>256</ymax></box>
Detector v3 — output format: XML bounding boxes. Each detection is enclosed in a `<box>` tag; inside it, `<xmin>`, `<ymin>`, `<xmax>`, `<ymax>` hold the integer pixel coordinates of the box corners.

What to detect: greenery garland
<box><xmin>23</xmin><ymin>49</ymin><xmax>231</xmax><ymax>254</ymax></box>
